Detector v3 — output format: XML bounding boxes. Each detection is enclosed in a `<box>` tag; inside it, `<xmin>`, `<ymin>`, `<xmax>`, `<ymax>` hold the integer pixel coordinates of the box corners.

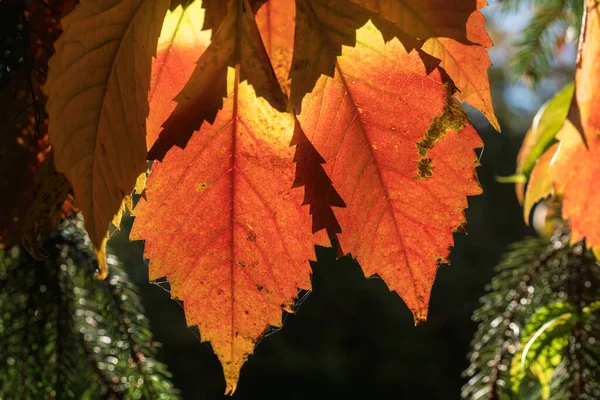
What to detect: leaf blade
<box><xmin>44</xmin><ymin>0</ymin><xmax>170</xmax><ymax>254</ymax></box>
<box><xmin>292</xmin><ymin>1</ymin><xmax>482</xmax><ymax>323</ymax></box>
<box><xmin>349</xmin><ymin>0</ymin><xmax>499</xmax><ymax>131</ymax></box>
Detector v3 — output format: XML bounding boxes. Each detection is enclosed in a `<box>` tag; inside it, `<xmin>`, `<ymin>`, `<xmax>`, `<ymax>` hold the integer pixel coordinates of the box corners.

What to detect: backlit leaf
<box><xmin>44</xmin><ymin>0</ymin><xmax>170</xmax><ymax>271</ymax></box>
<box><xmin>349</xmin><ymin>0</ymin><xmax>499</xmax><ymax>131</ymax></box>
<box><xmin>147</xmin><ymin>0</ymin><xmax>211</xmax><ymax>150</ymax></box>
<box><xmin>147</xmin><ymin>0</ymin><xmax>286</xmax><ymax>160</ymax></box>
<box><xmin>291</xmin><ymin>1</ymin><xmax>482</xmax><ymax>323</ymax></box>
<box><xmin>517</xmin><ymin>84</ymin><xmax>573</xmax><ymax>177</ymax></box>
<box><xmin>516</xmin><ymin>83</ymin><xmax>573</xmax><ymax>203</ymax></box>
<box><xmin>133</xmin><ymin>0</ymin><xmax>324</xmax><ymax>393</ymax></box>
<box><xmin>255</xmin><ymin>0</ymin><xmax>296</xmax><ymax>97</ymax></box>
<box><xmin>132</xmin><ymin>76</ymin><xmax>316</xmax><ymax>395</ymax></box>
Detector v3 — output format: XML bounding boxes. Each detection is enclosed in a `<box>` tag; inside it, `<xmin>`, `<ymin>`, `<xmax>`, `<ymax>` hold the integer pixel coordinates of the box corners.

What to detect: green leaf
<box><xmin>517</xmin><ymin>83</ymin><xmax>574</xmax><ymax>178</ymax></box>
<box><xmin>510</xmin><ymin>302</ymin><xmax>575</xmax><ymax>399</ymax></box>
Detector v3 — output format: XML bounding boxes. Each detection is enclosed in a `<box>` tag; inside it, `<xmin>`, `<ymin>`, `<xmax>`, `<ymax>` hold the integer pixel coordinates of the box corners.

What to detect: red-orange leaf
<box><xmin>349</xmin><ymin>0</ymin><xmax>499</xmax><ymax>131</ymax></box>
<box><xmin>133</xmin><ymin>0</ymin><xmax>324</xmax><ymax>393</ymax></box>
<box><xmin>292</xmin><ymin>0</ymin><xmax>482</xmax><ymax>323</ymax></box>
<box><xmin>132</xmin><ymin>75</ymin><xmax>316</xmax><ymax>395</ymax></box>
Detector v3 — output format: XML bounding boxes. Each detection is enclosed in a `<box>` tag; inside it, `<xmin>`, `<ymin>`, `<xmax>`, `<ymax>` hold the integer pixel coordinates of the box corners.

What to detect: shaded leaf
<box><xmin>44</xmin><ymin>0</ymin><xmax>170</xmax><ymax>265</ymax></box>
<box><xmin>292</xmin><ymin>2</ymin><xmax>482</xmax><ymax>323</ymax></box>
<box><xmin>290</xmin><ymin>117</ymin><xmax>346</xmax><ymax>241</ymax></box>
<box><xmin>21</xmin><ymin>153</ymin><xmax>72</xmax><ymax>260</ymax></box>
<box><xmin>255</xmin><ymin>0</ymin><xmax>296</xmax><ymax>97</ymax></box>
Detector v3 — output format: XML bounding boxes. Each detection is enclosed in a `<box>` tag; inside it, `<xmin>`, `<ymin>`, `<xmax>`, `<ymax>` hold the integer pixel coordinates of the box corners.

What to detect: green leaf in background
<box><xmin>510</xmin><ymin>303</ymin><xmax>575</xmax><ymax>399</ymax></box>
<box><xmin>517</xmin><ymin>83</ymin><xmax>573</xmax><ymax>175</ymax></box>
<box><xmin>513</xmin><ymin>83</ymin><xmax>574</xmax><ymax>202</ymax></box>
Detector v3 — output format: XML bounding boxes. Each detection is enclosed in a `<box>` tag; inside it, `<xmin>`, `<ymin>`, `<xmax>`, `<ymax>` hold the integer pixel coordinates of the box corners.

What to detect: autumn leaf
<box><xmin>132</xmin><ymin>76</ymin><xmax>317</xmax><ymax>395</ymax></box>
<box><xmin>133</xmin><ymin>0</ymin><xmax>326</xmax><ymax>393</ymax></box>
<box><xmin>348</xmin><ymin>0</ymin><xmax>499</xmax><ymax>131</ymax></box>
<box><xmin>43</xmin><ymin>0</ymin><xmax>170</xmax><ymax>274</ymax></box>
<box><xmin>147</xmin><ymin>0</ymin><xmax>285</xmax><ymax>161</ymax></box>
<box><xmin>291</xmin><ymin>0</ymin><xmax>482</xmax><ymax>323</ymax></box>
<box><xmin>255</xmin><ymin>0</ymin><xmax>296</xmax><ymax>97</ymax></box>
<box><xmin>568</xmin><ymin>0</ymin><xmax>600</xmax><ymax>143</ymax></box>
<box><xmin>147</xmin><ymin>0</ymin><xmax>211</xmax><ymax>150</ymax></box>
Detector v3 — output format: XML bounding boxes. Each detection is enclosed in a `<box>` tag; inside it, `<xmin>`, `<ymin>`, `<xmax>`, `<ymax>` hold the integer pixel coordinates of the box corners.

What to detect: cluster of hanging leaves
<box><xmin>36</xmin><ymin>0</ymin><xmax>499</xmax><ymax>392</ymax></box>
<box><xmin>0</xmin><ymin>216</ymin><xmax>179</xmax><ymax>399</ymax></box>
<box><xmin>462</xmin><ymin>228</ymin><xmax>600</xmax><ymax>400</ymax></box>
<box><xmin>3</xmin><ymin>0</ymin><xmax>600</xmax><ymax>394</ymax></box>
<box><xmin>514</xmin><ymin>0</ymin><xmax>600</xmax><ymax>257</ymax></box>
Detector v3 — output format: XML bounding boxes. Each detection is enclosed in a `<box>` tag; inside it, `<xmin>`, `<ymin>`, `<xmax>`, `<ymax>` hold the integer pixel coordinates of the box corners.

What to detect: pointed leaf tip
<box><xmin>292</xmin><ymin>6</ymin><xmax>483</xmax><ymax>321</ymax></box>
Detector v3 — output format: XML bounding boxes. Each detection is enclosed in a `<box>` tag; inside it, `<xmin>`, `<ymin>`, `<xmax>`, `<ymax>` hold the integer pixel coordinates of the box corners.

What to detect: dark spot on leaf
<box><xmin>415</xmin><ymin>82</ymin><xmax>467</xmax><ymax>180</ymax></box>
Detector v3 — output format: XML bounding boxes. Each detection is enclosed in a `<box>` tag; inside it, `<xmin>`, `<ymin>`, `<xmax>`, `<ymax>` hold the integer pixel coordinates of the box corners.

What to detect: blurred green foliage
<box><xmin>0</xmin><ymin>218</ymin><xmax>179</xmax><ymax>399</ymax></box>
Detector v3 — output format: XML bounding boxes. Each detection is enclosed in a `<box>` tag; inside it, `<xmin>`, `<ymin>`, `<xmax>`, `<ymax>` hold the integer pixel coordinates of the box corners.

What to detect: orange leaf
<box><xmin>132</xmin><ymin>75</ymin><xmax>317</xmax><ymax>395</ymax></box>
<box><xmin>349</xmin><ymin>0</ymin><xmax>499</xmax><ymax>131</ymax></box>
<box><xmin>147</xmin><ymin>1</ymin><xmax>211</xmax><ymax>150</ymax></box>
<box><xmin>551</xmin><ymin>123</ymin><xmax>600</xmax><ymax>247</ymax></box>
<box><xmin>133</xmin><ymin>0</ymin><xmax>327</xmax><ymax>393</ymax></box>
<box><xmin>292</xmin><ymin>1</ymin><xmax>482</xmax><ymax>323</ymax></box>
<box><xmin>568</xmin><ymin>0</ymin><xmax>600</xmax><ymax>144</ymax></box>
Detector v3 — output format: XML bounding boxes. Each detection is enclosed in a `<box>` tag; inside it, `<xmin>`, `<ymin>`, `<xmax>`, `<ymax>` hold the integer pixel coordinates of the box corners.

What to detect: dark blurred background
<box><xmin>106</xmin><ymin>2</ymin><xmax>578</xmax><ymax>399</ymax></box>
